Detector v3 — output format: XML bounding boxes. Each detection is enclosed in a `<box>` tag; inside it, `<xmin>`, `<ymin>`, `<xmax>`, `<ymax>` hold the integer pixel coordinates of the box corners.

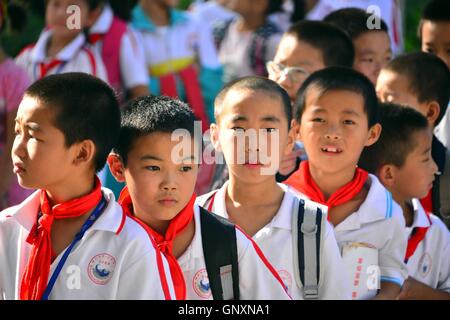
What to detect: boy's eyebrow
<box><xmin>15</xmin><ymin>119</ymin><xmax>42</xmax><ymax>131</ymax></box>
<box><xmin>260</xmin><ymin>115</ymin><xmax>281</xmax><ymax>123</ymax></box>
<box><xmin>422</xmin><ymin>147</ymin><xmax>431</xmax><ymax>155</ymax></box>
<box><xmin>231</xmin><ymin>115</ymin><xmax>248</xmax><ymax>122</ymax></box>
<box><xmin>310</xmin><ymin>107</ymin><xmax>361</xmax><ymax>117</ymax></box>
<box><xmin>26</xmin><ymin>123</ymin><xmax>42</xmax><ymax>131</ymax></box>
<box><xmin>341</xmin><ymin>110</ymin><xmax>362</xmax><ymax>117</ymax></box>
<box><xmin>140</xmin><ymin>155</ymin><xmax>163</xmax><ymax>161</ymax></box>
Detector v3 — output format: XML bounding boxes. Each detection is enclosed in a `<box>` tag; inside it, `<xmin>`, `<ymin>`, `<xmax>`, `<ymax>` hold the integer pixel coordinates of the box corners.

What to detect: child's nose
<box><xmin>11</xmin><ymin>135</ymin><xmax>26</xmax><ymax>159</ymax></box>
<box><xmin>324</xmin><ymin>125</ymin><xmax>342</xmax><ymax>140</ymax></box>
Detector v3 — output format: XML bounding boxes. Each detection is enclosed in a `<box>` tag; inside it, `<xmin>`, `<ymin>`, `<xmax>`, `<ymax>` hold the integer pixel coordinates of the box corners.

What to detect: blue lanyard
<box><xmin>41</xmin><ymin>196</ymin><xmax>107</xmax><ymax>300</ymax></box>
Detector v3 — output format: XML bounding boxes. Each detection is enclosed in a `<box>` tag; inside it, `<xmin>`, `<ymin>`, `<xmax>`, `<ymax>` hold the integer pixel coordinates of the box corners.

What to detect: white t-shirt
<box><xmin>288</xmin><ymin>174</ymin><xmax>408</xmax><ymax>290</ymax></box>
<box><xmin>189</xmin><ymin>1</ymin><xmax>237</xmax><ymax>30</ymax></box>
<box><xmin>89</xmin><ymin>4</ymin><xmax>149</xmax><ymax>90</ymax></box>
<box><xmin>15</xmin><ymin>30</ymin><xmax>107</xmax><ymax>83</ymax></box>
<box><xmin>0</xmin><ymin>188</ymin><xmax>175</xmax><ymax>300</ymax></box>
<box><xmin>218</xmin><ymin>19</ymin><xmax>282</xmax><ymax>83</ymax></box>
<box><xmin>177</xmin><ymin>204</ymin><xmax>291</xmax><ymax>300</ymax></box>
<box><xmin>197</xmin><ymin>182</ymin><xmax>351</xmax><ymax>300</ymax></box>
<box><xmin>405</xmin><ymin>199</ymin><xmax>450</xmax><ymax>292</ymax></box>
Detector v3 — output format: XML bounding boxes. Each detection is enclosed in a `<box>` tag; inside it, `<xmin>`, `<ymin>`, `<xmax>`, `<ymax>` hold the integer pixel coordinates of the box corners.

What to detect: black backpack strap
<box><xmin>292</xmin><ymin>197</ymin><xmax>326</xmax><ymax>299</ymax></box>
<box><xmin>199</xmin><ymin>206</ymin><xmax>239</xmax><ymax>300</ymax></box>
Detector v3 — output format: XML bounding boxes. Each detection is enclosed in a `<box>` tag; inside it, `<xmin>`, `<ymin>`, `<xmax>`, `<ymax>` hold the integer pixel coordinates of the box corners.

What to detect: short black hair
<box><xmin>25</xmin><ymin>72</ymin><xmax>120</xmax><ymax>172</ymax></box>
<box><xmin>285</xmin><ymin>20</ymin><xmax>354</xmax><ymax>68</ymax></box>
<box><xmin>45</xmin><ymin>0</ymin><xmax>105</xmax><ymax>10</ymax></box>
<box><xmin>114</xmin><ymin>95</ymin><xmax>197</xmax><ymax>166</ymax></box>
<box><xmin>383</xmin><ymin>52</ymin><xmax>450</xmax><ymax>125</ymax></box>
<box><xmin>359</xmin><ymin>103</ymin><xmax>430</xmax><ymax>174</ymax></box>
<box><xmin>324</xmin><ymin>7</ymin><xmax>389</xmax><ymax>40</ymax></box>
<box><xmin>214</xmin><ymin>76</ymin><xmax>292</xmax><ymax>128</ymax></box>
<box><xmin>418</xmin><ymin>0</ymin><xmax>450</xmax><ymax>40</ymax></box>
<box><xmin>294</xmin><ymin>66</ymin><xmax>379</xmax><ymax>127</ymax></box>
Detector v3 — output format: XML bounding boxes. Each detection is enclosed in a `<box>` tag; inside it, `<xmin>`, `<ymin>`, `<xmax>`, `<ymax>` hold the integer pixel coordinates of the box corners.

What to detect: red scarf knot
<box><xmin>118</xmin><ymin>186</ymin><xmax>196</xmax><ymax>300</ymax></box>
<box><xmin>284</xmin><ymin>161</ymin><xmax>369</xmax><ymax>220</ymax></box>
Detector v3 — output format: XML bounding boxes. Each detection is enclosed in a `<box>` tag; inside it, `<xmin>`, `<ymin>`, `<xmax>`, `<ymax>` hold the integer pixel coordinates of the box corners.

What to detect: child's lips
<box><xmin>13</xmin><ymin>163</ymin><xmax>25</xmax><ymax>174</ymax></box>
<box><xmin>320</xmin><ymin>146</ymin><xmax>343</xmax><ymax>155</ymax></box>
<box><xmin>158</xmin><ymin>198</ymin><xmax>178</xmax><ymax>207</ymax></box>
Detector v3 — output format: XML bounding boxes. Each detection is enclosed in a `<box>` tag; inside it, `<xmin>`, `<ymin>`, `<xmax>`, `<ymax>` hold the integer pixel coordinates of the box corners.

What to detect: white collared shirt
<box><xmin>288</xmin><ymin>174</ymin><xmax>409</xmax><ymax>288</ymax></box>
<box><xmin>177</xmin><ymin>204</ymin><xmax>291</xmax><ymax>300</ymax></box>
<box><xmin>15</xmin><ymin>30</ymin><xmax>107</xmax><ymax>83</ymax></box>
<box><xmin>197</xmin><ymin>182</ymin><xmax>351</xmax><ymax>300</ymax></box>
<box><xmin>0</xmin><ymin>188</ymin><xmax>175</xmax><ymax>300</ymax></box>
<box><xmin>89</xmin><ymin>5</ymin><xmax>148</xmax><ymax>90</ymax></box>
<box><xmin>405</xmin><ymin>199</ymin><xmax>450</xmax><ymax>292</ymax></box>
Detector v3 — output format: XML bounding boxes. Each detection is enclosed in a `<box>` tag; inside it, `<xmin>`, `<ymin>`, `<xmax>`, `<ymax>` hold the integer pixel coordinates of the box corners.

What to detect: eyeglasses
<box><xmin>266</xmin><ymin>61</ymin><xmax>309</xmax><ymax>84</ymax></box>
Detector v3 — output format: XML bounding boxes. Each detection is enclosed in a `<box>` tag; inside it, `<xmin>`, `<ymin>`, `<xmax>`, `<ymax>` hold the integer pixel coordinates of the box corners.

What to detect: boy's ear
<box><xmin>209</xmin><ymin>123</ymin><xmax>222</xmax><ymax>152</ymax></box>
<box><xmin>73</xmin><ymin>140</ymin><xmax>96</xmax><ymax>167</ymax></box>
<box><xmin>284</xmin><ymin>125</ymin><xmax>296</xmax><ymax>156</ymax></box>
<box><xmin>378</xmin><ymin>164</ymin><xmax>395</xmax><ymax>188</ymax></box>
<box><xmin>107</xmin><ymin>153</ymin><xmax>126</xmax><ymax>183</ymax></box>
<box><xmin>291</xmin><ymin>119</ymin><xmax>302</xmax><ymax>141</ymax></box>
<box><xmin>424</xmin><ymin>101</ymin><xmax>440</xmax><ymax>127</ymax></box>
<box><xmin>365</xmin><ymin>123</ymin><xmax>382</xmax><ymax>147</ymax></box>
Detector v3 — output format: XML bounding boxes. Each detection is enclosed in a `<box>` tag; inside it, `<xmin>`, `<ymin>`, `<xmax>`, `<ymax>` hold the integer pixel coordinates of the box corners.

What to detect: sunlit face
<box><xmin>270</xmin><ymin>35</ymin><xmax>325</xmax><ymax>102</ymax></box>
<box><xmin>353</xmin><ymin>31</ymin><xmax>392</xmax><ymax>85</ymax></box>
<box><xmin>213</xmin><ymin>89</ymin><xmax>293</xmax><ymax>185</ymax></box>
<box><xmin>12</xmin><ymin>95</ymin><xmax>79</xmax><ymax>190</ymax></box>
<box><xmin>46</xmin><ymin>0</ymin><xmax>93</xmax><ymax>40</ymax></box>
<box><xmin>297</xmin><ymin>89</ymin><xmax>380</xmax><ymax>176</ymax></box>
<box><xmin>121</xmin><ymin>132</ymin><xmax>198</xmax><ymax>232</ymax></box>
<box><xmin>421</xmin><ymin>20</ymin><xmax>450</xmax><ymax>68</ymax></box>
<box><xmin>376</xmin><ymin>70</ymin><xmax>433</xmax><ymax>125</ymax></box>
<box><xmin>390</xmin><ymin>129</ymin><xmax>438</xmax><ymax>201</ymax></box>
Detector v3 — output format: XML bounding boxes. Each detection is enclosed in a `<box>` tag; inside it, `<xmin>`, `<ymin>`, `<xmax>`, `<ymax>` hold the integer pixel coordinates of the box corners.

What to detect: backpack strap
<box><xmin>291</xmin><ymin>197</ymin><xmax>326</xmax><ymax>299</ymax></box>
<box><xmin>440</xmin><ymin>150</ymin><xmax>450</xmax><ymax>228</ymax></box>
<box><xmin>213</xmin><ymin>18</ymin><xmax>233</xmax><ymax>51</ymax></box>
<box><xmin>199</xmin><ymin>206</ymin><xmax>239</xmax><ymax>300</ymax></box>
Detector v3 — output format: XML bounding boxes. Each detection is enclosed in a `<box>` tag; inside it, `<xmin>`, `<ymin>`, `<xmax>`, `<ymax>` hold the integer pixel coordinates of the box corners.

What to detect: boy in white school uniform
<box><xmin>88</xmin><ymin>1</ymin><xmax>149</xmax><ymax>102</ymax></box>
<box><xmin>360</xmin><ymin>103</ymin><xmax>450</xmax><ymax>300</ymax></box>
<box><xmin>15</xmin><ymin>0</ymin><xmax>107</xmax><ymax>83</ymax></box>
<box><xmin>107</xmin><ymin>95</ymin><xmax>291</xmax><ymax>300</ymax></box>
<box><xmin>197</xmin><ymin>76</ymin><xmax>350</xmax><ymax>300</ymax></box>
<box><xmin>0</xmin><ymin>73</ymin><xmax>174</xmax><ymax>300</ymax></box>
<box><xmin>284</xmin><ymin>67</ymin><xmax>408</xmax><ymax>299</ymax></box>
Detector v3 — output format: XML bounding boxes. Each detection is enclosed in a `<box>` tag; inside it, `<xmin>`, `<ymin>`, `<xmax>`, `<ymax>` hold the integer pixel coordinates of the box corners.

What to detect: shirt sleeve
<box><xmin>235</xmin><ymin>226</ymin><xmax>292</xmax><ymax>300</ymax></box>
<box><xmin>379</xmin><ymin>203</ymin><xmax>408</xmax><ymax>287</ymax></box>
<box><xmin>433</xmin><ymin>217</ymin><xmax>450</xmax><ymax>292</ymax></box>
<box><xmin>116</xmin><ymin>246</ymin><xmax>175</xmax><ymax>300</ymax></box>
<box><xmin>193</xmin><ymin>17</ymin><xmax>222</xmax><ymax>69</ymax></box>
<box><xmin>119</xmin><ymin>27</ymin><xmax>149</xmax><ymax>89</ymax></box>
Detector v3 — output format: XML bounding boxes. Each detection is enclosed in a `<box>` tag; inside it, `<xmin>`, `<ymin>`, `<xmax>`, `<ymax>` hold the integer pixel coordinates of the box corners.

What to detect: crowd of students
<box><xmin>0</xmin><ymin>0</ymin><xmax>449</xmax><ymax>300</ymax></box>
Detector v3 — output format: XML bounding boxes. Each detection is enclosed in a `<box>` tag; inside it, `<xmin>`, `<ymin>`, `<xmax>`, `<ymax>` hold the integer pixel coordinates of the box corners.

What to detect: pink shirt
<box><xmin>0</xmin><ymin>58</ymin><xmax>32</xmax><ymax>207</ymax></box>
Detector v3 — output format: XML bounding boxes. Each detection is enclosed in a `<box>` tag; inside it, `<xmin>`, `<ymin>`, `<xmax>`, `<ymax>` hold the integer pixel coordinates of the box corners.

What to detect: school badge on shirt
<box><xmin>192</xmin><ymin>269</ymin><xmax>212</xmax><ymax>299</ymax></box>
<box><xmin>88</xmin><ymin>253</ymin><xmax>116</xmax><ymax>285</ymax></box>
<box><xmin>417</xmin><ymin>252</ymin><xmax>432</xmax><ymax>278</ymax></box>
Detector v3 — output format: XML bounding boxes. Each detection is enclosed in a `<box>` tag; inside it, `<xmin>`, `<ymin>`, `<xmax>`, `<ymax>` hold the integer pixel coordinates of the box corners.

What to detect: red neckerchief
<box><xmin>88</xmin><ymin>33</ymin><xmax>104</xmax><ymax>44</ymax></box>
<box><xmin>39</xmin><ymin>59</ymin><xmax>64</xmax><ymax>78</ymax></box>
<box><xmin>405</xmin><ymin>210</ymin><xmax>432</xmax><ymax>263</ymax></box>
<box><xmin>419</xmin><ymin>189</ymin><xmax>433</xmax><ymax>214</ymax></box>
<box><xmin>284</xmin><ymin>161</ymin><xmax>369</xmax><ymax>220</ymax></box>
<box><xmin>20</xmin><ymin>177</ymin><xmax>102</xmax><ymax>300</ymax></box>
<box><xmin>119</xmin><ymin>186</ymin><xmax>196</xmax><ymax>300</ymax></box>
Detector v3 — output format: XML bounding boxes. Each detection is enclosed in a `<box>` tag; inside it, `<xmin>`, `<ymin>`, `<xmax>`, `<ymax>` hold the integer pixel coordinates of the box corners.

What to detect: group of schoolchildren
<box><xmin>0</xmin><ymin>0</ymin><xmax>449</xmax><ymax>300</ymax></box>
